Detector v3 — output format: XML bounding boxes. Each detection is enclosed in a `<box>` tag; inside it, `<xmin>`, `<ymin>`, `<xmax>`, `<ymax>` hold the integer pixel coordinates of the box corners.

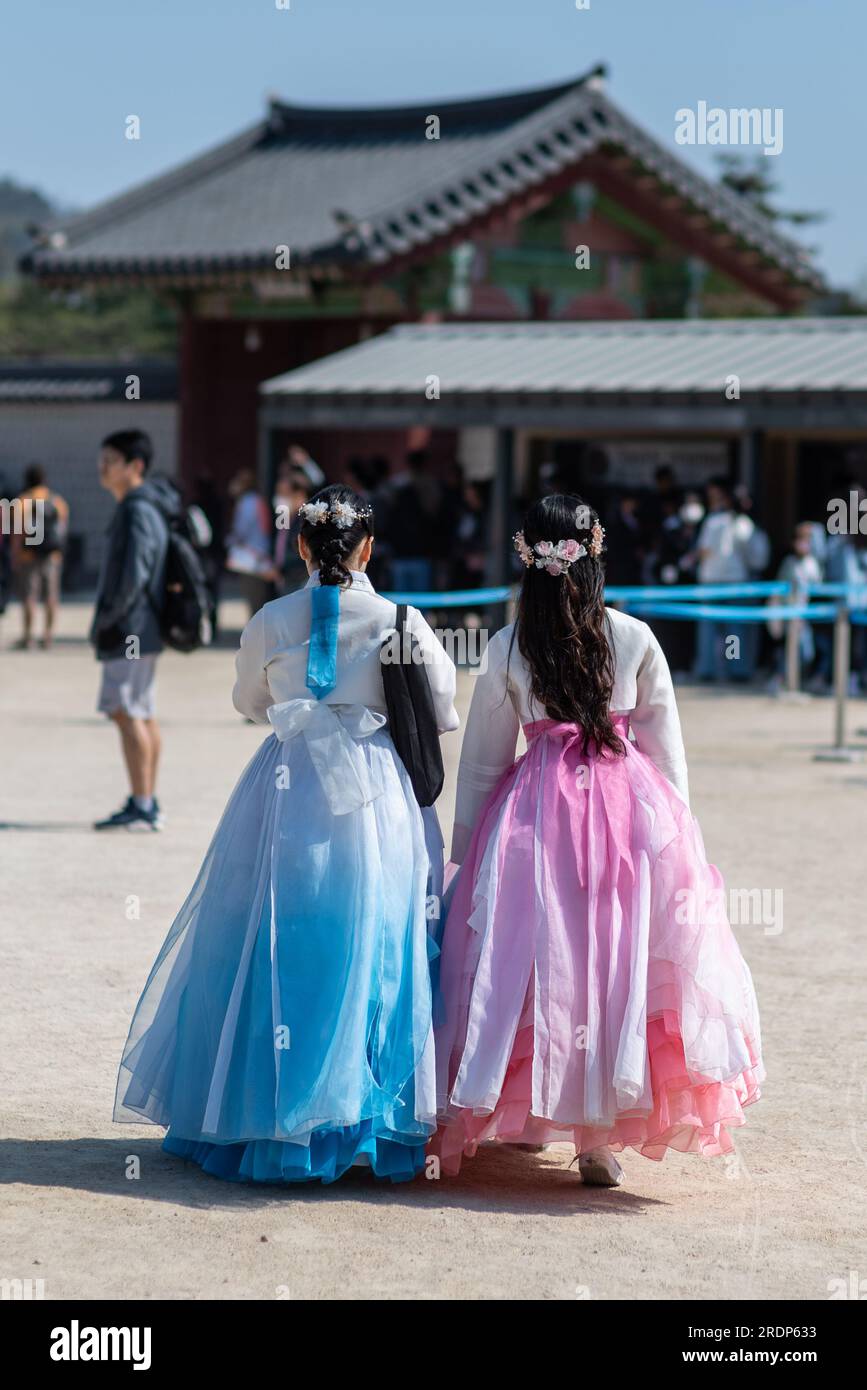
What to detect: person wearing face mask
<box><xmin>645</xmin><ymin>491</ymin><xmax>704</xmax><ymax>674</ymax></box>
<box><xmin>692</xmin><ymin>477</ymin><xmax>759</xmax><ymax>682</ymax></box>
<box><xmin>677</xmin><ymin>492</ymin><xmax>706</xmax><ymax>567</ymax></box>
<box><xmin>767</xmin><ymin>522</ymin><xmax>823</xmax><ymax>692</ymax></box>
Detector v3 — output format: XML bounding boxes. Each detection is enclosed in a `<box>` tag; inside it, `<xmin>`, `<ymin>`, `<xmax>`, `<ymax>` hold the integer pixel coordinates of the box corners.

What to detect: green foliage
<box><xmin>0</xmin><ymin>282</ymin><xmax>178</xmax><ymax>358</ymax></box>
<box><xmin>0</xmin><ymin>176</ymin><xmax>56</xmax><ymax>279</ymax></box>
<box><xmin>0</xmin><ymin>174</ymin><xmax>179</xmax><ymax>357</ymax></box>
<box><xmin>715</xmin><ymin>152</ymin><xmax>825</xmax><ymax>229</ymax></box>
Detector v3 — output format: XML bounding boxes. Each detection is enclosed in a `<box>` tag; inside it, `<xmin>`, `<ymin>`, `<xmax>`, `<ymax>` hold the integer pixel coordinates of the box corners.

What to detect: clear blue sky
<box><xmin>3</xmin><ymin>0</ymin><xmax>863</xmax><ymax>290</ymax></box>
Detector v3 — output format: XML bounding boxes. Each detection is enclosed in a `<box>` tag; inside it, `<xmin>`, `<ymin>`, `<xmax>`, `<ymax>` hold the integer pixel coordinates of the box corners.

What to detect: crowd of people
<box><xmin>3</xmin><ymin>443</ymin><xmax>867</xmax><ymax>721</ymax></box>
<box><xmin>202</xmin><ymin>445</ymin><xmax>491</xmax><ymax>623</ymax></box>
<box><xmin>0</xmin><ymin>444</ymin><xmax>488</xmax><ymax>641</ymax></box>
<box><xmin>0</xmin><ymin>434</ymin><xmax>494</xmax><ymax>834</ymax></box>
<box><xmin>593</xmin><ymin>465</ymin><xmax>867</xmax><ymax>688</ymax></box>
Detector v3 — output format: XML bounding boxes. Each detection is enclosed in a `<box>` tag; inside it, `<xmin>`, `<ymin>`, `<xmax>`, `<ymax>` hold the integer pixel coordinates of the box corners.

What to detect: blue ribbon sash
<box><xmin>306</xmin><ymin>584</ymin><xmax>340</xmax><ymax>699</ymax></box>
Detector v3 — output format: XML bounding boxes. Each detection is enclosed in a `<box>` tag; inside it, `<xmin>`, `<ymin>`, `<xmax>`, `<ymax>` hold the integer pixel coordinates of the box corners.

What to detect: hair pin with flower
<box><xmin>299</xmin><ymin>497</ymin><xmax>372</xmax><ymax>529</ymax></box>
<box><xmin>514</xmin><ymin>515</ymin><xmax>605</xmax><ymax>576</ymax></box>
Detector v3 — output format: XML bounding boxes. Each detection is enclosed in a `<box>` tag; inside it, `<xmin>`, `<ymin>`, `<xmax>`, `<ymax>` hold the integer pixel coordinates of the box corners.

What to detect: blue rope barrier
<box><xmin>380</xmin><ymin>580</ymin><xmax>867</xmax><ymax>614</ymax></box>
<box><xmin>381</xmin><ymin>585</ymin><xmax>513</xmax><ymax>607</ymax></box>
<box><xmin>384</xmin><ymin>581</ymin><xmax>788</xmax><ymax>607</ymax></box>
<box><xmin>626</xmin><ymin>601</ymin><xmax>838</xmax><ymax>623</ymax></box>
<box><xmin>807</xmin><ymin>582</ymin><xmax>867</xmax><ymax>602</ymax></box>
<box><xmin>607</xmin><ymin>581</ymin><xmax>788</xmax><ymax>602</ymax></box>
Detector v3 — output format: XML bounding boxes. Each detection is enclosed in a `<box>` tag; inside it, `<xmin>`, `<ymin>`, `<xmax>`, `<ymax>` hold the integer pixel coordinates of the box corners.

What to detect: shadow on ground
<box><xmin>0</xmin><ymin>1136</ymin><xmax>664</xmax><ymax>1217</ymax></box>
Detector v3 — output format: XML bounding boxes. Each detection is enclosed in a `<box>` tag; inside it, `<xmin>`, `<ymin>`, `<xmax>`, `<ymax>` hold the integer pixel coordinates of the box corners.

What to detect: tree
<box><xmin>715</xmin><ymin>153</ymin><xmax>825</xmax><ymax>230</ymax></box>
<box><xmin>0</xmin><ymin>175</ymin><xmax>177</xmax><ymax>356</ymax></box>
<box><xmin>0</xmin><ymin>177</ymin><xmax>56</xmax><ymax>280</ymax></box>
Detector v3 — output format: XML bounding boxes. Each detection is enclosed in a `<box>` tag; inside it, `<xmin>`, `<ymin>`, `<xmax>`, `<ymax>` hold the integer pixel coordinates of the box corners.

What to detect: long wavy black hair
<box><xmin>511</xmin><ymin>493</ymin><xmax>624</xmax><ymax>757</ymax></box>
<box><xmin>297</xmin><ymin>483</ymin><xmax>374</xmax><ymax>587</ymax></box>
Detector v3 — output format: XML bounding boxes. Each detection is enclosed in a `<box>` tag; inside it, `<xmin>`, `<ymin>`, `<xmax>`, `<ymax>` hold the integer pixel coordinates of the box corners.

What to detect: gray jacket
<box><xmin>90</xmin><ymin>478</ymin><xmax>177</xmax><ymax>661</ymax></box>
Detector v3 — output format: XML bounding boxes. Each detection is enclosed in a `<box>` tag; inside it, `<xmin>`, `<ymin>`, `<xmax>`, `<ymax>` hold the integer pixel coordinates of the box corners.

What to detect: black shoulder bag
<box><xmin>380</xmin><ymin>604</ymin><xmax>444</xmax><ymax>806</ymax></box>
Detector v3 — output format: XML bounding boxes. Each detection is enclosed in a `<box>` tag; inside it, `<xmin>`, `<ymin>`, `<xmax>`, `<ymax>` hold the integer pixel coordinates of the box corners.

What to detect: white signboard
<box><xmin>595</xmin><ymin>441</ymin><xmax>729</xmax><ymax>484</ymax></box>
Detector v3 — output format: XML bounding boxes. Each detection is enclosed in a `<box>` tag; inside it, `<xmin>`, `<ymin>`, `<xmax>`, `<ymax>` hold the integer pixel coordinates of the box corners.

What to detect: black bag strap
<box><xmin>395</xmin><ymin>603</ymin><xmax>408</xmax><ymax>654</ymax></box>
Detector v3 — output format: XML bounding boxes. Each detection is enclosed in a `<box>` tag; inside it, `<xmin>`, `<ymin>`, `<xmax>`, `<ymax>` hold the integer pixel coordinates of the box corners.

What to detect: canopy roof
<box><xmin>260</xmin><ymin>317</ymin><xmax>867</xmax><ymax>430</ymax></box>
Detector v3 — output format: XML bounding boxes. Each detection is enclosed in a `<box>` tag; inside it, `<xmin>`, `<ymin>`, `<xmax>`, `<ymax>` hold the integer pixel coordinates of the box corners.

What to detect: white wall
<box><xmin>0</xmin><ymin>402</ymin><xmax>178</xmax><ymax>580</ymax></box>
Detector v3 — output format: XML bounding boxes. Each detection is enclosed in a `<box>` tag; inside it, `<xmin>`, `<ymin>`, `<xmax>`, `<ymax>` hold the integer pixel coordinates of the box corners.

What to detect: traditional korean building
<box><xmin>23</xmin><ymin>67</ymin><xmax>824</xmax><ymax>497</ymax></box>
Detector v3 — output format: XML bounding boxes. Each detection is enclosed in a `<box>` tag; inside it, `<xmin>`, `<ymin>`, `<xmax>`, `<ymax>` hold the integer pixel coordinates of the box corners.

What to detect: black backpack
<box><xmin>149</xmin><ymin>509</ymin><xmax>213</xmax><ymax>653</ymax></box>
<box><xmin>380</xmin><ymin>604</ymin><xmax>444</xmax><ymax>806</ymax></box>
<box><xmin>29</xmin><ymin>497</ymin><xmax>63</xmax><ymax>554</ymax></box>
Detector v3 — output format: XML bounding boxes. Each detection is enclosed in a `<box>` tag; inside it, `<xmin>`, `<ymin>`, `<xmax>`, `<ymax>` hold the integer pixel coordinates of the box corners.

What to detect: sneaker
<box><xmin>94</xmin><ymin>797</ymin><xmax>160</xmax><ymax>833</ymax></box>
<box><xmin>151</xmin><ymin>798</ymin><xmax>166</xmax><ymax>830</ymax></box>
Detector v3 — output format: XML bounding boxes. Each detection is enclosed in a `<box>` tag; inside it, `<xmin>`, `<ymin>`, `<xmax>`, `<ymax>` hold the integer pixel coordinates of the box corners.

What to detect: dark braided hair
<box><xmin>510</xmin><ymin>493</ymin><xmax>624</xmax><ymax>758</ymax></box>
<box><xmin>297</xmin><ymin>483</ymin><xmax>374</xmax><ymax>587</ymax></box>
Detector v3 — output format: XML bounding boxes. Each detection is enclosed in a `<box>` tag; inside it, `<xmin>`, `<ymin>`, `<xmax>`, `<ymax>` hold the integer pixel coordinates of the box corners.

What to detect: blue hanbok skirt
<box><xmin>114</xmin><ymin>699</ymin><xmax>443</xmax><ymax>1184</ymax></box>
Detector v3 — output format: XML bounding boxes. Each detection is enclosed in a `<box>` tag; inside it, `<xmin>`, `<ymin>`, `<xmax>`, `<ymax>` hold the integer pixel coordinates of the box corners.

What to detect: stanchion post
<box><xmin>814</xmin><ymin>601</ymin><xmax>862</xmax><ymax>762</ymax></box>
<box><xmin>833</xmin><ymin>601</ymin><xmax>849</xmax><ymax>749</ymax></box>
<box><xmin>785</xmin><ymin>582</ymin><xmax>801</xmax><ymax>694</ymax></box>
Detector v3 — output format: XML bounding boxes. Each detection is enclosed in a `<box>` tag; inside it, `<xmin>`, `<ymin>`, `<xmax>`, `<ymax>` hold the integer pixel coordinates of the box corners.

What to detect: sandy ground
<box><xmin>1</xmin><ymin>598</ymin><xmax>866</xmax><ymax>1302</ymax></box>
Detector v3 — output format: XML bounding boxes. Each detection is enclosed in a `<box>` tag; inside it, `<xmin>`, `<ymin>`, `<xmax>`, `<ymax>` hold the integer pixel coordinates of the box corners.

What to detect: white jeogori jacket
<box><xmin>451</xmin><ymin>607</ymin><xmax>689</xmax><ymax>863</ymax></box>
<box><xmin>231</xmin><ymin>569</ymin><xmax>460</xmax><ymax>734</ymax></box>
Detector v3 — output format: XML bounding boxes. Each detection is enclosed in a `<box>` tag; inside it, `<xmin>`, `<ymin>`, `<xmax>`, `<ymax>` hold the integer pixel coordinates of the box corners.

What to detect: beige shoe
<box><xmin>578</xmin><ymin>1146</ymin><xmax>624</xmax><ymax>1187</ymax></box>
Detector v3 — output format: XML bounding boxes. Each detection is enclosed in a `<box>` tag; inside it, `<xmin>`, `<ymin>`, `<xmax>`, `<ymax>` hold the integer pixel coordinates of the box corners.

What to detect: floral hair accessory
<box><xmin>514</xmin><ymin>517</ymin><xmax>605</xmax><ymax>576</ymax></box>
<box><xmin>299</xmin><ymin>498</ymin><xmax>372</xmax><ymax>529</ymax></box>
<box><xmin>588</xmin><ymin>519</ymin><xmax>605</xmax><ymax>557</ymax></box>
<box><xmin>300</xmin><ymin>499</ymin><xmax>329</xmax><ymax>525</ymax></box>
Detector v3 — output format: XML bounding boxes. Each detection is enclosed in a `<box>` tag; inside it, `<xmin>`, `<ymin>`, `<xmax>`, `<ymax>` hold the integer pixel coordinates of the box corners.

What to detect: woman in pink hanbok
<box><xmin>433</xmin><ymin>494</ymin><xmax>763</xmax><ymax>1186</ymax></box>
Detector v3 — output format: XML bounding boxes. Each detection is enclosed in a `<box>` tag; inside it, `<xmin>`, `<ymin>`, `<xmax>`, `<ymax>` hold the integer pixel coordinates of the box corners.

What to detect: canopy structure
<box><xmin>261</xmin><ymin>317</ymin><xmax>867</xmax><ymax>431</ymax></box>
<box><xmin>259</xmin><ymin>316</ymin><xmax>867</xmax><ymax>585</ymax></box>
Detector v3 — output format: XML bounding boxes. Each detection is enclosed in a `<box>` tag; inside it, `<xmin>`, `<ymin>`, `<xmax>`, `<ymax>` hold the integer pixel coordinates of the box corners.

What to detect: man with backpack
<box><xmin>90</xmin><ymin>430</ymin><xmax>178</xmax><ymax>831</ymax></box>
<box><xmin>11</xmin><ymin>463</ymin><xmax>69</xmax><ymax>650</ymax></box>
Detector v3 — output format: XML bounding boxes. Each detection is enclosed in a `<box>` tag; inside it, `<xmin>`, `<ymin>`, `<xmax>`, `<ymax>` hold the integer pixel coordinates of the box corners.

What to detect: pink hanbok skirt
<box><xmin>432</xmin><ymin>716</ymin><xmax>763</xmax><ymax>1174</ymax></box>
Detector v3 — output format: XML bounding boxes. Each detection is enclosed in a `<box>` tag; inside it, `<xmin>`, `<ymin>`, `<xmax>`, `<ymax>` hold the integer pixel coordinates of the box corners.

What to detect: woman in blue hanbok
<box><xmin>114</xmin><ymin>485</ymin><xmax>459</xmax><ymax>1183</ymax></box>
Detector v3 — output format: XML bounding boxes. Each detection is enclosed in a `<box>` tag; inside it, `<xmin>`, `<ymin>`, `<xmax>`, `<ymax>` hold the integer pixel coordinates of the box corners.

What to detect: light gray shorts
<box><xmin>98</xmin><ymin>655</ymin><xmax>159</xmax><ymax>719</ymax></box>
<box><xmin>15</xmin><ymin>554</ymin><xmax>62</xmax><ymax>604</ymax></box>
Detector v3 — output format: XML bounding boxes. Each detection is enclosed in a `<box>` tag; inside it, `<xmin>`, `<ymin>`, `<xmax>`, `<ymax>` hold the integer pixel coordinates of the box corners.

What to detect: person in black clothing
<box><xmin>0</xmin><ymin>467</ymin><xmax>13</xmax><ymax>620</ymax></box>
<box><xmin>90</xmin><ymin>429</ymin><xmax>176</xmax><ymax>832</ymax></box>
<box><xmin>643</xmin><ymin>465</ymin><xmax>682</xmax><ymax>533</ymax></box>
<box><xmin>603</xmin><ymin>489</ymin><xmax>645</xmax><ymax>586</ymax></box>
<box><xmin>387</xmin><ymin>449</ymin><xmax>442</xmax><ymax>593</ymax></box>
<box><xmin>190</xmin><ymin>472</ymin><xmax>225</xmax><ymax>637</ymax></box>
<box><xmin>10</xmin><ymin>462</ymin><xmax>69</xmax><ymax>650</ymax></box>
<box><xmin>0</xmin><ymin>525</ymin><xmax>10</xmax><ymax>619</ymax></box>
<box><xmin>643</xmin><ymin>491</ymin><xmax>701</xmax><ymax>673</ymax></box>
<box><xmin>346</xmin><ymin>454</ymin><xmax>390</xmax><ymax>588</ymax></box>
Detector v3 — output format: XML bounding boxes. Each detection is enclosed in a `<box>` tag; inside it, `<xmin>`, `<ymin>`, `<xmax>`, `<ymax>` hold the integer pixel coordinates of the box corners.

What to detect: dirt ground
<box><xmin>1</xmin><ymin>599</ymin><xmax>866</xmax><ymax>1301</ymax></box>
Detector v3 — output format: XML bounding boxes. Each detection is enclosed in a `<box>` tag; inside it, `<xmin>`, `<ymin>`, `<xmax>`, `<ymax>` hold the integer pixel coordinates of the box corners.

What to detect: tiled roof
<box><xmin>0</xmin><ymin>360</ymin><xmax>177</xmax><ymax>402</ymax></box>
<box><xmin>24</xmin><ymin>70</ymin><xmax>821</xmax><ymax>294</ymax></box>
<box><xmin>261</xmin><ymin>318</ymin><xmax>867</xmax><ymax>397</ymax></box>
